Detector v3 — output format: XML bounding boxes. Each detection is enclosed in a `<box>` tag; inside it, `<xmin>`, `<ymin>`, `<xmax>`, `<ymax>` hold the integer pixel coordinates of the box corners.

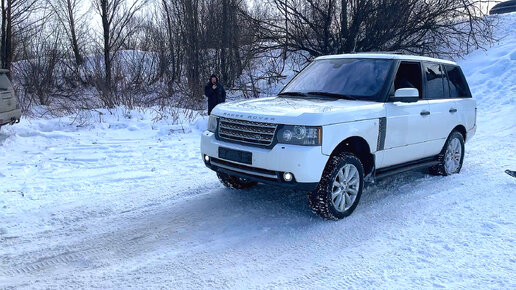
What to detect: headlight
<box><xmin>208</xmin><ymin>116</ymin><xmax>218</xmax><ymax>133</ymax></box>
<box><xmin>277</xmin><ymin>125</ymin><xmax>321</xmax><ymax>146</ymax></box>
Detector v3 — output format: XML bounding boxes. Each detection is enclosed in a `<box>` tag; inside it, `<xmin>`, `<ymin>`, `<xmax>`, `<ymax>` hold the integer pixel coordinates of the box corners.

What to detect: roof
<box><xmin>315</xmin><ymin>53</ymin><xmax>458</xmax><ymax>65</ymax></box>
<box><xmin>490</xmin><ymin>0</ymin><xmax>516</xmax><ymax>14</ymax></box>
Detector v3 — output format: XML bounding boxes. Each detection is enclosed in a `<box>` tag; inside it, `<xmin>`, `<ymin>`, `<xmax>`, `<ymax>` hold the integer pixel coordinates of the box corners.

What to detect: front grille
<box><xmin>218</xmin><ymin>117</ymin><xmax>277</xmax><ymax>146</ymax></box>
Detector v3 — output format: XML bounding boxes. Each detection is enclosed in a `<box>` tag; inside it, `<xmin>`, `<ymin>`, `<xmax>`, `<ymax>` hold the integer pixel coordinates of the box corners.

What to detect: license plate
<box><xmin>218</xmin><ymin>147</ymin><xmax>252</xmax><ymax>165</ymax></box>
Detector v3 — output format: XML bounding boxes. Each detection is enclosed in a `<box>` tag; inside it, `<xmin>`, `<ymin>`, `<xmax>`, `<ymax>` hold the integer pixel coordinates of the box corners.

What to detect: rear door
<box><xmin>0</xmin><ymin>72</ymin><xmax>16</xmax><ymax>113</ymax></box>
<box><xmin>444</xmin><ymin>65</ymin><xmax>476</xmax><ymax>134</ymax></box>
<box><xmin>423</xmin><ymin>62</ymin><xmax>459</xmax><ymax>156</ymax></box>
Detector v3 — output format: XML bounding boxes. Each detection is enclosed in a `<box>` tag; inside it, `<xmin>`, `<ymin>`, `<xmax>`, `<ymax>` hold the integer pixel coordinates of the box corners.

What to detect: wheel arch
<box><xmin>328</xmin><ymin>136</ymin><xmax>375</xmax><ymax>176</ymax></box>
<box><xmin>452</xmin><ymin>124</ymin><xmax>467</xmax><ymax>141</ymax></box>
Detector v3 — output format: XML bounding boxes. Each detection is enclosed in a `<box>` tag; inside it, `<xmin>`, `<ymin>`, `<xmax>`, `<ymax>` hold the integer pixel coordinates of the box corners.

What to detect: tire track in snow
<box><xmin>1</xmin><ymin>182</ymin><xmax>220</xmax><ymax>278</ymax></box>
<box><xmin>2</xmin><ymin>224</ymin><xmax>181</xmax><ymax>277</ymax></box>
<box><xmin>0</xmin><ymin>172</ymin><xmax>448</xmax><ymax>281</ymax></box>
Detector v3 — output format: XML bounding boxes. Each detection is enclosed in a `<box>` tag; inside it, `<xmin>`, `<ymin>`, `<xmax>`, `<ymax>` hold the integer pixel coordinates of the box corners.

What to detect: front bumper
<box><xmin>0</xmin><ymin>109</ymin><xmax>21</xmax><ymax>126</ymax></box>
<box><xmin>200</xmin><ymin>131</ymin><xmax>328</xmax><ymax>190</ymax></box>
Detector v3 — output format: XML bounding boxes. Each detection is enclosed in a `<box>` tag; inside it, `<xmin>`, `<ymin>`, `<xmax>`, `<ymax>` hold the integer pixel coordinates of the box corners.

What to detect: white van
<box><xmin>0</xmin><ymin>69</ymin><xmax>21</xmax><ymax>130</ymax></box>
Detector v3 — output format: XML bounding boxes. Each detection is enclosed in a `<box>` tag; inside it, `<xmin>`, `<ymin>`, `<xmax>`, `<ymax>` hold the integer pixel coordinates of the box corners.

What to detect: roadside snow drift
<box><xmin>1</xmin><ymin>14</ymin><xmax>515</xmax><ymax>289</ymax></box>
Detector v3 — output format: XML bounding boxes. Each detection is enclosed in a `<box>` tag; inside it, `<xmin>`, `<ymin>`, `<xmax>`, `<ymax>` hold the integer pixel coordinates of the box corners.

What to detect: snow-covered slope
<box><xmin>1</xmin><ymin>14</ymin><xmax>515</xmax><ymax>289</ymax></box>
<box><xmin>459</xmin><ymin>13</ymin><xmax>516</xmax><ymax>136</ymax></box>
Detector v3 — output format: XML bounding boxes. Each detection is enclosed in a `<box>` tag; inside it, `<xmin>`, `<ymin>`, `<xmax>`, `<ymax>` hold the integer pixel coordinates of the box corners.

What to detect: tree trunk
<box><xmin>340</xmin><ymin>0</ymin><xmax>348</xmax><ymax>53</ymax></box>
<box><xmin>283</xmin><ymin>0</ymin><xmax>288</xmax><ymax>61</ymax></box>
<box><xmin>1</xmin><ymin>0</ymin><xmax>7</xmax><ymax>69</ymax></box>
<box><xmin>184</xmin><ymin>0</ymin><xmax>201</xmax><ymax>101</ymax></box>
<box><xmin>231</xmin><ymin>0</ymin><xmax>241</xmax><ymax>81</ymax></box>
<box><xmin>166</xmin><ymin>7</ymin><xmax>176</xmax><ymax>82</ymax></box>
<box><xmin>1</xmin><ymin>0</ymin><xmax>12</xmax><ymax>71</ymax></box>
<box><xmin>100</xmin><ymin>0</ymin><xmax>112</xmax><ymax>106</ymax></box>
<box><xmin>162</xmin><ymin>0</ymin><xmax>176</xmax><ymax>97</ymax></box>
<box><xmin>66</xmin><ymin>0</ymin><xmax>83</xmax><ymax>66</ymax></box>
<box><xmin>220</xmin><ymin>0</ymin><xmax>228</xmax><ymax>84</ymax></box>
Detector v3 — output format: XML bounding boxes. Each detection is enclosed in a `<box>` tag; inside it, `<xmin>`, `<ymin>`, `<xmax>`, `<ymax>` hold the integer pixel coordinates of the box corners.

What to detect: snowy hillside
<box><xmin>1</xmin><ymin>14</ymin><xmax>515</xmax><ymax>289</ymax></box>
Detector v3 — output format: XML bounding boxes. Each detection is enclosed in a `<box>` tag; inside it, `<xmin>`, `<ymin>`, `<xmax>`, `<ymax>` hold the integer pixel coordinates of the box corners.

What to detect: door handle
<box><xmin>449</xmin><ymin>108</ymin><xmax>457</xmax><ymax>113</ymax></box>
<box><xmin>420</xmin><ymin>110</ymin><xmax>430</xmax><ymax>116</ymax></box>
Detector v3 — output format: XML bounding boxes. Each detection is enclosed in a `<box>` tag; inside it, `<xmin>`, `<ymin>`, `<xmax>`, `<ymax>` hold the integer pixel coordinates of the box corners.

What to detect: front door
<box><xmin>378</xmin><ymin>61</ymin><xmax>433</xmax><ymax>168</ymax></box>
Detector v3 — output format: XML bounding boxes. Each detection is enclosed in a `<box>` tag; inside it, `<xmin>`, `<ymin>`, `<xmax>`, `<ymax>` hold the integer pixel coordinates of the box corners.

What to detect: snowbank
<box><xmin>460</xmin><ymin>13</ymin><xmax>516</xmax><ymax>134</ymax></box>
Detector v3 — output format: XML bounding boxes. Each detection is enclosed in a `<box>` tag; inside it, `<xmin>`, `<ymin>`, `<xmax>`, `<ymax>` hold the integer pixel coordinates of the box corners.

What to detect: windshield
<box><xmin>280</xmin><ymin>58</ymin><xmax>393</xmax><ymax>101</ymax></box>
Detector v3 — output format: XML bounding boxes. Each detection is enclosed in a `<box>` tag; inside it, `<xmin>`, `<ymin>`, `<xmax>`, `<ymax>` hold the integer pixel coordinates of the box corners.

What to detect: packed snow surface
<box><xmin>1</xmin><ymin>14</ymin><xmax>516</xmax><ymax>289</ymax></box>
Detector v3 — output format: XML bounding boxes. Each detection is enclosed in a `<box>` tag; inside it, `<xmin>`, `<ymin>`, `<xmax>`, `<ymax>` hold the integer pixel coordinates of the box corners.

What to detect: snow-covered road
<box><xmin>1</xmin><ymin>14</ymin><xmax>515</xmax><ymax>289</ymax></box>
<box><xmin>1</xmin><ymin>119</ymin><xmax>514</xmax><ymax>288</ymax></box>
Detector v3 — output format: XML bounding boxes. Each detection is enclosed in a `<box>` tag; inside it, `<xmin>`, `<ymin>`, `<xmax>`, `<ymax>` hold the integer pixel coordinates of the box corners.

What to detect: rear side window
<box><xmin>0</xmin><ymin>73</ymin><xmax>12</xmax><ymax>91</ymax></box>
<box><xmin>424</xmin><ymin>63</ymin><xmax>445</xmax><ymax>99</ymax></box>
<box><xmin>444</xmin><ymin>65</ymin><xmax>472</xmax><ymax>98</ymax></box>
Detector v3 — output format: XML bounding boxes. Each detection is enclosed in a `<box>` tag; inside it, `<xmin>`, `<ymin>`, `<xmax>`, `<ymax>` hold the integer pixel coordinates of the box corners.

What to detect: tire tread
<box><xmin>308</xmin><ymin>153</ymin><xmax>364</xmax><ymax>220</ymax></box>
<box><xmin>429</xmin><ymin>131</ymin><xmax>465</xmax><ymax>176</ymax></box>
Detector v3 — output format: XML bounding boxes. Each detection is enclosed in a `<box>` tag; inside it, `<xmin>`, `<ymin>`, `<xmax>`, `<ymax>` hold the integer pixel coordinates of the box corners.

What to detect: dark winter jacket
<box><xmin>205</xmin><ymin>75</ymin><xmax>226</xmax><ymax>114</ymax></box>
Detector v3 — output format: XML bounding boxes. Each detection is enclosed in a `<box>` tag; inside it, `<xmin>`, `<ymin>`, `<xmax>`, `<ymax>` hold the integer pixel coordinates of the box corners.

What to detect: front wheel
<box><xmin>309</xmin><ymin>153</ymin><xmax>364</xmax><ymax>220</ymax></box>
<box><xmin>217</xmin><ymin>172</ymin><xmax>258</xmax><ymax>189</ymax></box>
<box><xmin>430</xmin><ymin>131</ymin><xmax>465</xmax><ymax>176</ymax></box>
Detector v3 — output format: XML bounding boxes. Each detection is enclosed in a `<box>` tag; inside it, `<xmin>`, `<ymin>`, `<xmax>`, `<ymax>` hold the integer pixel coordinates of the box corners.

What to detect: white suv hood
<box><xmin>211</xmin><ymin>96</ymin><xmax>385</xmax><ymax>125</ymax></box>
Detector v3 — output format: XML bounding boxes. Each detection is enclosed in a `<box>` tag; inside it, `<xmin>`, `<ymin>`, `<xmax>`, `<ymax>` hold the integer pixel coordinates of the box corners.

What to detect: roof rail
<box><xmin>354</xmin><ymin>51</ymin><xmax>406</xmax><ymax>55</ymax></box>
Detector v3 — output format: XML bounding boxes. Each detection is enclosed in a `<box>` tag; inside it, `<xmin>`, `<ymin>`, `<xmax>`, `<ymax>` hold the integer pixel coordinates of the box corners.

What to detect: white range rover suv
<box><xmin>201</xmin><ymin>53</ymin><xmax>476</xmax><ymax>220</ymax></box>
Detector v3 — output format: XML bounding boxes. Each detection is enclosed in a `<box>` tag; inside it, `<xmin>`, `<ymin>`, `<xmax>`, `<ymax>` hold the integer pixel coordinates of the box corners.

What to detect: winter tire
<box><xmin>430</xmin><ymin>131</ymin><xmax>465</xmax><ymax>176</ymax></box>
<box><xmin>308</xmin><ymin>153</ymin><xmax>364</xmax><ymax>220</ymax></box>
<box><xmin>217</xmin><ymin>172</ymin><xmax>258</xmax><ymax>189</ymax></box>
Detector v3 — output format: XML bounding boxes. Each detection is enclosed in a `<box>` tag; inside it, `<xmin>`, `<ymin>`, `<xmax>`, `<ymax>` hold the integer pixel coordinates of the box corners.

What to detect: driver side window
<box><xmin>393</xmin><ymin>61</ymin><xmax>423</xmax><ymax>98</ymax></box>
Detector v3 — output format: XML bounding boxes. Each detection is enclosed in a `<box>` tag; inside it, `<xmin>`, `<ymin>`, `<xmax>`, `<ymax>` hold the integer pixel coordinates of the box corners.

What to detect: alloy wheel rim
<box><xmin>444</xmin><ymin>138</ymin><xmax>462</xmax><ymax>174</ymax></box>
<box><xmin>331</xmin><ymin>164</ymin><xmax>360</xmax><ymax>212</ymax></box>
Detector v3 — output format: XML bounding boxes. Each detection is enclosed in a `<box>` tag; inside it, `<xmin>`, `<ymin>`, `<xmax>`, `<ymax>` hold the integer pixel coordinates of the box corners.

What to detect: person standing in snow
<box><xmin>205</xmin><ymin>74</ymin><xmax>226</xmax><ymax>115</ymax></box>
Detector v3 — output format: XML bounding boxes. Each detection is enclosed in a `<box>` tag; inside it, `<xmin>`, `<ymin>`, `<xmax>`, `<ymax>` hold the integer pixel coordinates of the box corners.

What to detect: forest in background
<box><xmin>0</xmin><ymin>0</ymin><xmax>497</xmax><ymax>116</ymax></box>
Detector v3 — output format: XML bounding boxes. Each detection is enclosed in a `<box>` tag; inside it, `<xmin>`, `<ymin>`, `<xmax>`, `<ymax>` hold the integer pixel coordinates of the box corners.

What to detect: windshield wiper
<box><xmin>306</xmin><ymin>91</ymin><xmax>357</xmax><ymax>100</ymax></box>
<box><xmin>278</xmin><ymin>91</ymin><xmax>309</xmax><ymax>98</ymax></box>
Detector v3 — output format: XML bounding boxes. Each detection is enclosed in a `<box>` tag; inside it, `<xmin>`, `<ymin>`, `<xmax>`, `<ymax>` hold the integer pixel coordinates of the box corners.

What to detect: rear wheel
<box><xmin>430</xmin><ymin>131</ymin><xmax>465</xmax><ymax>176</ymax></box>
<box><xmin>217</xmin><ymin>172</ymin><xmax>258</xmax><ymax>189</ymax></box>
<box><xmin>309</xmin><ymin>153</ymin><xmax>364</xmax><ymax>220</ymax></box>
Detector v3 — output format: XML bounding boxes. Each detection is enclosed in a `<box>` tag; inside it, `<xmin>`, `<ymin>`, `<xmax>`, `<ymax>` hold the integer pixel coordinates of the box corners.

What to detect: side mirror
<box><xmin>393</xmin><ymin>88</ymin><xmax>419</xmax><ymax>103</ymax></box>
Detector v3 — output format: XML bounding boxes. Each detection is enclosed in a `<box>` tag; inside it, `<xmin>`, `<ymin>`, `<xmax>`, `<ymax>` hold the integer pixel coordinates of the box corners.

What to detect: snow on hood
<box><xmin>211</xmin><ymin>96</ymin><xmax>385</xmax><ymax>125</ymax></box>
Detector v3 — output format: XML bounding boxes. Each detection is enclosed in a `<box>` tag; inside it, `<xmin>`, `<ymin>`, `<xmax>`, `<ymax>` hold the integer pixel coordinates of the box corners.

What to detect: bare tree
<box><xmin>47</xmin><ymin>0</ymin><xmax>86</xmax><ymax>66</ymax></box>
<box><xmin>0</xmin><ymin>0</ymin><xmax>43</xmax><ymax>70</ymax></box>
<box><xmin>161</xmin><ymin>0</ymin><xmax>177</xmax><ymax>82</ymax></box>
<box><xmin>92</xmin><ymin>0</ymin><xmax>147</xmax><ymax>107</ymax></box>
<box><xmin>261</xmin><ymin>0</ymin><xmax>495</xmax><ymax>58</ymax></box>
<box><xmin>181</xmin><ymin>0</ymin><xmax>202</xmax><ymax>101</ymax></box>
<box><xmin>16</xmin><ymin>23</ymin><xmax>61</xmax><ymax>106</ymax></box>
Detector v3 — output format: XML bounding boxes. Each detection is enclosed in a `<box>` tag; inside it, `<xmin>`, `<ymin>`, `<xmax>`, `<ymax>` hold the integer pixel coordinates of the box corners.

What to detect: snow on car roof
<box><xmin>315</xmin><ymin>53</ymin><xmax>458</xmax><ymax>65</ymax></box>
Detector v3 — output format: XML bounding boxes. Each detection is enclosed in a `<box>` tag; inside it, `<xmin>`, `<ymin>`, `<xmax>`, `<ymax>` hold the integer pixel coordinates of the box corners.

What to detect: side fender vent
<box><xmin>377</xmin><ymin>117</ymin><xmax>387</xmax><ymax>151</ymax></box>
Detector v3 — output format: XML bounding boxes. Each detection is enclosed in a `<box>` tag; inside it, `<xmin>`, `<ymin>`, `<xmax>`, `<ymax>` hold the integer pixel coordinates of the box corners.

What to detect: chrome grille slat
<box><xmin>219</xmin><ymin>130</ymin><xmax>273</xmax><ymax>142</ymax></box>
<box><xmin>218</xmin><ymin>117</ymin><xmax>278</xmax><ymax>146</ymax></box>
<box><xmin>218</xmin><ymin>130</ymin><xmax>272</xmax><ymax>143</ymax></box>
<box><xmin>219</xmin><ymin>123</ymin><xmax>275</xmax><ymax>135</ymax></box>
<box><xmin>220</xmin><ymin>118</ymin><xmax>276</xmax><ymax>128</ymax></box>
